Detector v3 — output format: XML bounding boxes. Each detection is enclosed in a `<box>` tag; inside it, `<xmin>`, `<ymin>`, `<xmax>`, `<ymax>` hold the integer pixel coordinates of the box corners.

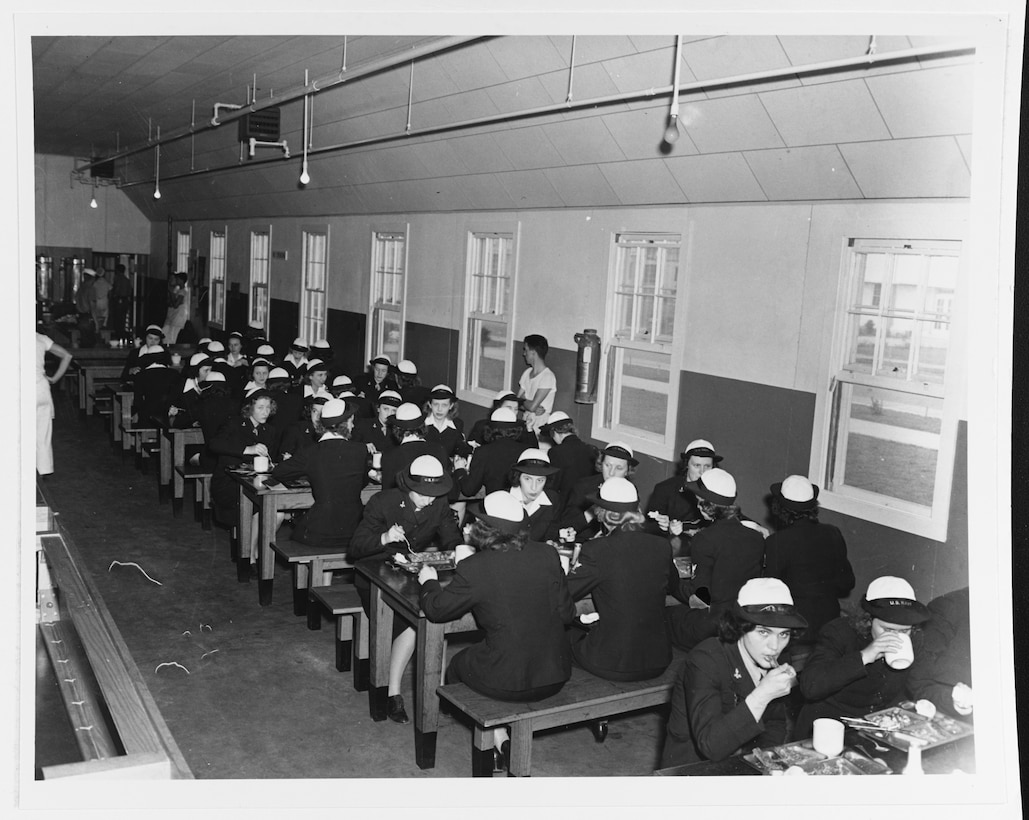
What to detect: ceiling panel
<box><xmin>955</xmin><ymin>134</ymin><xmax>972</xmax><ymax>170</ymax></box>
<box><xmin>406</xmin><ymin>139</ymin><xmax>471</xmax><ymax>179</ymax></box>
<box><xmin>438</xmin><ymin>88</ymin><xmax>502</xmax><ymax>122</ymax></box>
<box><xmin>536</xmin><ymin>61</ymin><xmax>623</xmax><ymax>108</ymax></box>
<box><xmin>407</xmin><ymin>56</ymin><xmax>462</xmax><ymax>101</ymax></box>
<box><xmin>759</xmin><ymin>79</ymin><xmax>891</xmax><ymax>146</ymax></box>
<box><xmin>839</xmin><ymin>137</ymin><xmax>971</xmax><ymax>198</ymax></box>
<box><xmin>599</xmin><ymin>159</ymin><xmax>687</xmax><ymax>206</ymax></box>
<box><xmin>627</xmin><ymin>35</ymin><xmax>677</xmax><ymax>53</ymax></box>
<box><xmin>484</xmin><ymin>76</ymin><xmax>555</xmax><ymax>115</ymax></box>
<box><xmin>663</xmin><ymin>152</ymin><xmax>768</xmax><ymax>203</ymax></box>
<box><xmin>494</xmin><ymin>169</ymin><xmax>565</xmax><ymax>208</ymax></box>
<box><xmin>452</xmin><ymin>174</ymin><xmax>517</xmax><ymax>211</ymax></box>
<box><xmin>558</xmin><ymin>35</ymin><xmax>640</xmax><ymax>66</ymax></box>
<box><xmin>777</xmin><ymin>35</ymin><xmax>917</xmax><ymax>85</ymax></box>
<box><xmin>602</xmin><ymin>105</ymin><xmax>698</xmax><ymax>160</ymax></box>
<box><xmin>491</xmin><ymin>125</ymin><xmax>564</xmax><ymax>170</ymax></box>
<box><xmin>441</xmin><ymin>133</ymin><xmax>515</xmax><ymax>174</ymax></box>
<box><xmin>486</xmin><ymin>36</ymin><xmax>568</xmax><ymax>81</ymax></box>
<box><xmin>865</xmin><ymin>65</ymin><xmax>974</xmax><ymax>138</ymax></box>
<box><xmin>744</xmin><ymin>145</ymin><xmax>863</xmax><ymax>200</ymax></box>
<box><xmin>399</xmin><ymin>176</ymin><xmax>476</xmax><ymax>212</ymax></box>
<box><xmin>542</xmin><ymin>165</ymin><xmax>620</xmax><ymax>207</ymax></box>
<box><xmin>679</xmin><ymin>94</ymin><xmax>785</xmax><ymax>153</ymax></box>
<box><xmin>542</xmin><ymin>117</ymin><xmax>627</xmax><ymax>165</ymax></box>
<box><xmin>435</xmin><ymin>45</ymin><xmax>509</xmax><ymax>93</ymax></box>
<box><xmin>601</xmin><ymin>48</ymin><xmax>678</xmax><ymax>94</ymax></box>
<box><xmin>682</xmin><ymin>35</ymin><xmax>800</xmax><ymax>98</ymax></box>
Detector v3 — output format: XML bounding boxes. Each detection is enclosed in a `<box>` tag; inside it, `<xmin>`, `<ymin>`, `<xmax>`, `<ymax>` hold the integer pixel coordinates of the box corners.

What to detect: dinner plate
<box><xmin>743</xmin><ymin>740</ymin><xmax>892</xmax><ymax>775</ymax></box>
<box><xmin>389</xmin><ymin>550</ymin><xmax>457</xmax><ymax>574</ymax></box>
<box><xmin>859</xmin><ymin>707</ymin><xmax>973</xmax><ymax>751</ymax></box>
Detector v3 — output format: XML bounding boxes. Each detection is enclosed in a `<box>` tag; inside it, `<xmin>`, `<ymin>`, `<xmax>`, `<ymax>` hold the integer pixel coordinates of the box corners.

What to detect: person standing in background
<box><xmin>74</xmin><ymin>268</ymin><xmax>96</xmax><ymax>347</ymax></box>
<box><xmin>162</xmin><ymin>271</ymin><xmax>190</xmax><ymax>343</ymax></box>
<box><xmin>110</xmin><ymin>263</ymin><xmax>133</xmax><ymax>336</ymax></box>
<box><xmin>517</xmin><ymin>334</ymin><xmax>556</xmax><ymax>441</ymax></box>
<box><xmin>90</xmin><ymin>268</ymin><xmax>112</xmax><ymax>333</ymax></box>
<box><xmin>36</xmin><ymin>332</ymin><xmax>73</xmax><ymax>477</ymax></box>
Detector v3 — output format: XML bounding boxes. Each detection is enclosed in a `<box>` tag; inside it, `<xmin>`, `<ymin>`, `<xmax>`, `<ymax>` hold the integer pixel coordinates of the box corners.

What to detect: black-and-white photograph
<box><xmin>13</xmin><ymin>2</ymin><xmax>1022</xmax><ymax>816</ymax></box>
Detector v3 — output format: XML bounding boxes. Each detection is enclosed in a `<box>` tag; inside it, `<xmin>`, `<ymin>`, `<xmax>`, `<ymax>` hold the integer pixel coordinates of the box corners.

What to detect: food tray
<box><xmin>860</xmin><ymin>707</ymin><xmax>972</xmax><ymax>751</ymax></box>
<box><xmin>744</xmin><ymin>740</ymin><xmax>891</xmax><ymax>776</ymax></box>
<box><xmin>673</xmin><ymin>557</ymin><xmax>695</xmax><ymax>578</ymax></box>
<box><xmin>389</xmin><ymin>550</ymin><xmax>457</xmax><ymax>574</ymax></box>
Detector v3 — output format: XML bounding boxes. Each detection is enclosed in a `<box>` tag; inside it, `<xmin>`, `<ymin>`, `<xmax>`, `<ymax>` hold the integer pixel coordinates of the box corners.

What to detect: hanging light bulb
<box><xmin>89</xmin><ymin>178</ymin><xmax>98</xmax><ymax>208</ymax></box>
<box><xmin>299</xmin><ymin>158</ymin><xmax>310</xmax><ymax>185</ymax></box>
<box><xmin>153</xmin><ymin>130</ymin><xmax>162</xmax><ymax>199</ymax></box>
<box><xmin>663</xmin><ymin>35</ymin><xmax>684</xmax><ymax>148</ymax></box>
<box><xmin>299</xmin><ymin>78</ymin><xmax>311</xmax><ymax>185</ymax></box>
<box><xmin>153</xmin><ymin>184</ymin><xmax>162</xmax><ymax>200</ymax></box>
<box><xmin>663</xmin><ymin>114</ymin><xmax>681</xmax><ymax>144</ymax></box>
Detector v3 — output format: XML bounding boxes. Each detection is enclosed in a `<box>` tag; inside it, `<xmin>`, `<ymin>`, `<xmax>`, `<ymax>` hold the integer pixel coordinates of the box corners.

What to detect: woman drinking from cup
<box><xmin>417</xmin><ymin>490</ymin><xmax>574</xmax><ymax>773</ymax></box>
<box><xmin>795</xmin><ymin>575</ymin><xmax>930</xmax><ymax>740</ymax></box>
<box><xmin>506</xmin><ymin>448</ymin><xmax>562</xmax><ymax>542</ymax></box>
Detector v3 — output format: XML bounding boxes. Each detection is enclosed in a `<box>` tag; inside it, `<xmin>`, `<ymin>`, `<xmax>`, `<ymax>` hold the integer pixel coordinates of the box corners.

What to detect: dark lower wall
<box><xmin>405</xmin><ymin>321</ymin><xmax>460</xmax><ymax>391</ymax></box>
<box><xmin>269</xmin><ymin>298</ymin><xmax>300</xmax><ymax>355</ymax></box>
<box><xmin>327</xmin><ymin>308</ymin><xmax>367</xmax><ymax>380</ymax></box>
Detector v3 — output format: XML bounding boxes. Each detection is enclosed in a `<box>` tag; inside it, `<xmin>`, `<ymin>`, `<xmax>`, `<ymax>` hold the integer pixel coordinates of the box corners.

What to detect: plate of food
<box><xmin>389</xmin><ymin>550</ymin><xmax>457</xmax><ymax>573</ymax></box>
<box><xmin>673</xmin><ymin>557</ymin><xmax>695</xmax><ymax>578</ymax></box>
<box><xmin>859</xmin><ymin>707</ymin><xmax>973</xmax><ymax>751</ymax></box>
<box><xmin>744</xmin><ymin>741</ymin><xmax>891</xmax><ymax>776</ymax></box>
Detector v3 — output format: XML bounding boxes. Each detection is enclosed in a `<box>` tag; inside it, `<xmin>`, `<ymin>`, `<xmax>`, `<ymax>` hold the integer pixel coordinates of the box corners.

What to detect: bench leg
<box><xmin>415</xmin><ymin>730</ymin><xmax>437</xmax><ymax>770</ymax></box>
<box><xmin>508</xmin><ymin>724</ymin><xmax>532</xmax><ymax>777</ymax></box>
<box><xmin>294</xmin><ymin>564</ymin><xmax>310</xmax><ymax>618</ymax></box>
<box><xmin>171</xmin><ymin>495</ymin><xmax>183</xmax><ymax>517</ymax></box>
<box><xmin>472</xmin><ymin>726</ymin><xmax>497</xmax><ymax>777</ymax></box>
<box><xmin>335</xmin><ymin>613</ymin><xmax>353</xmax><ymax>672</ymax></box>
<box><xmin>353</xmin><ymin>614</ymin><xmax>369</xmax><ymax>691</ymax></box>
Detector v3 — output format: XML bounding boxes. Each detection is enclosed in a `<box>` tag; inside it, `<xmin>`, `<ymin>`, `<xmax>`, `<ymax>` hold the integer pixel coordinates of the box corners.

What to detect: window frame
<box><xmin>811</xmin><ymin>235</ymin><xmax>965</xmax><ymax>542</ymax></box>
<box><xmin>456</xmin><ymin>223</ymin><xmax>521</xmax><ymax>407</ymax></box>
<box><xmin>367</xmin><ymin>224</ymin><xmax>409</xmax><ymax>363</ymax></box>
<box><xmin>248</xmin><ymin>226</ymin><xmax>272</xmax><ymax>331</ymax></box>
<box><xmin>208</xmin><ymin>227</ymin><xmax>227</xmax><ymax>328</ymax></box>
<box><xmin>591</xmin><ymin>231</ymin><xmax>686</xmax><ymax>462</ymax></box>
<box><xmin>175</xmin><ymin>229</ymin><xmax>191</xmax><ymax>275</ymax></box>
<box><xmin>300</xmin><ymin>225</ymin><xmax>329</xmax><ymax>344</ymax></box>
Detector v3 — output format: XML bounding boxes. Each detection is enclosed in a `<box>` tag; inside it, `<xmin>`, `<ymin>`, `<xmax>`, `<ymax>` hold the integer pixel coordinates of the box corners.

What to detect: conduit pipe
<box><xmin>79</xmin><ymin>35</ymin><xmax>484</xmax><ymax>173</ymax></box>
<box><xmin>119</xmin><ymin>40</ymin><xmax>974</xmax><ymax>189</ymax></box>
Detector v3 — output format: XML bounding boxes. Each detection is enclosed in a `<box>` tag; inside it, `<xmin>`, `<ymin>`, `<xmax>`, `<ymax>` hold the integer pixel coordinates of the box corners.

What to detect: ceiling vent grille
<box><xmin>238</xmin><ymin>108</ymin><xmax>281</xmax><ymax>142</ymax></box>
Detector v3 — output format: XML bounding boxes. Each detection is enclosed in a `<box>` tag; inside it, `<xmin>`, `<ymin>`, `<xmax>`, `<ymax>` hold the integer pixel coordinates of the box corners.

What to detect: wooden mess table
<box><xmin>230</xmin><ymin>471</ymin><xmax>380</xmax><ymax>605</ymax></box>
<box><xmin>73</xmin><ymin>361</ymin><xmax>125</xmax><ymax>416</ymax></box>
<box><xmin>356</xmin><ymin>556</ymin><xmax>479</xmax><ymax>770</ymax></box>
<box><xmin>156</xmin><ymin>422</ymin><xmax>205</xmax><ymax>511</ymax></box>
<box><xmin>653</xmin><ymin>728</ymin><xmax>975</xmax><ymax>776</ymax></box>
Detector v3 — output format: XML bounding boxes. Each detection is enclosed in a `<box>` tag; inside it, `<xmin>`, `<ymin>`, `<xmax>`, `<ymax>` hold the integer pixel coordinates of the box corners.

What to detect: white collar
<box><xmin>318</xmin><ymin>432</ymin><xmax>346</xmax><ymax>442</ymax></box>
<box><xmin>509</xmin><ymin>485</ymin><xmax>551</xmax><ymax>514</ymax></box>
<box><xmin>426</xmin><ymin>417</ymin><xmax>456</xmax><ymax>432</ymax></box>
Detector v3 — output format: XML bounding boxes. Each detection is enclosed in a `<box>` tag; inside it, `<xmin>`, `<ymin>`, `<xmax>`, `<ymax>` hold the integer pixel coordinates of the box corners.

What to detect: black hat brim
<box><xmin>685</xmin><ymin>478</ymin><xmax>735</xmax><ymax>506</ymax></box>
<box><xmin>735</xmin><ymin>603</ymin><xmax>809</xmax><ymax>630</ymax></box>
<box><xmin>586</xmin><ymin>492</ymin><xmax>639</xmax><ymax>512</ymax></box>
<box><xmin>397</xmin><ymin>471</ymin><xmax>453</xmax><ymax>497</ymax></box>
<box><xmin>860</xmin><ymin>597</ymin><xmax>931</xmax><ymax>625</ymax></box>
<box><xmin>769</xmin><ymin>481</ymin><xmax>820</xmax><ymax>511</ymax></box>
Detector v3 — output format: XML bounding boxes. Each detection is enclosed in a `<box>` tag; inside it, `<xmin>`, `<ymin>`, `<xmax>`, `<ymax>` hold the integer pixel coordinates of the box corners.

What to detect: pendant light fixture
<box><xmin>299</xmin><ymin>70</ymin><xmax>311</xmax><ymax>185</ymax></box>
<box><xmin>153</xmin><ymin>126</ymin><xmax>162</xmax><ymax>199</ymax></box>
<box><xmin>664</xmin><ymin>35</ymin><xmax>684</xmax><ymax>145</ymax></box>
<box><xmin>89</xmin><ymin>179</ymin><xmax>98</xmax><ymax>209</ymax></box>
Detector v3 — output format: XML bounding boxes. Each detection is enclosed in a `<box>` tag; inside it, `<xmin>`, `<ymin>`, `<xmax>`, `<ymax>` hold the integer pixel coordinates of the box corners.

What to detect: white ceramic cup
<box><xmin>885</xmin><ymin>631</ymin><xmax>914</xmax><ymax>669</ymax></box>
<box><xmin>253</xmin><ymin>455</ymin><xmax>270</xmax><ymax>473</ymax></box>
<box><xmin>454</xmin><ymin>544</ymin><xmax>475</xmax><ymax>564</ymax></box>
<box><xmin>371</xmin><ymin>451</ymin><xmax>382</xmax><ymax>469</ymax></box>
<box><xmin>559</xmin><ymin>555</ymin><xmax>570</xmax><ymax>574</ymax></box>
<box><xmin>171</xmin><ymin>353</ymin><xmax>182</xmax><ymax>366</ymax></box>
<box><xmin>812</xmin><ymin>718</ymin><xmax>845</xmax><ymax>757</ymax></box>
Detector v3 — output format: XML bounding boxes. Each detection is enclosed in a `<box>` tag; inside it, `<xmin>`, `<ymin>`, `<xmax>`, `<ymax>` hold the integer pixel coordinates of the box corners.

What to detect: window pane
<box><xmin>851</xmin><ymin>253</ymin><xmax>887</xmax><ymax>309</ymax></box>
<box><xmin>834</xmin><ymin>383</ymin><xmax>941</xmax><ymax>507</ymax></box>
<box><xmin>923</xmin><ymin>255</ymin><xmax>956</xmax><ymax>318</ymax></box>
<box><xmin>613</xmin><ymin>236</ymin><xmax>679</xmax><ymax>345</ymax></box>
<box><xmin>468</xmin><ymin>318</ymin><xmax>507</xmax><ymax>393</ymax></box>
<box><xmin>609</xmin><ymin>346</ymin><xmax>670</xmax><ymax>436</ymax></box>
<box><xmin>845</xmin><ymin>313</ymin><xmax>877</xmax><ymax>374</ymax></box>
<box><xmin>888</xmin><ymin>255</ymin><xmax>922</xmax><ymax>314</ymax></box>
<box><xmin>876</xmin><ymin>316</ymin><xmax>914</xmax><ymax>379</ymax></box>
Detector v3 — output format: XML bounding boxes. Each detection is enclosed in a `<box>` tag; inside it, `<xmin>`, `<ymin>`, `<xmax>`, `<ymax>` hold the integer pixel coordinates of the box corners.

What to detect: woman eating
<box><xmin>506</xmin><ymin>448</ymin><xmax>562</xmax><ymax>542</ymax></box>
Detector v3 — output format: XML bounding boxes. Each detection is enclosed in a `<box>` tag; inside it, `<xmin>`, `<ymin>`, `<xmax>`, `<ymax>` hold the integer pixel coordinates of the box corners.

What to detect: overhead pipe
<box><xmin>80</xmin><ymin>35</ymin><xmax>485</xmax><ymax>173</ymax></box>
<box><xmin>211</xmin><ymin>102</ymin><xmax>243</xmax><ymax>127</ymax></box>
<box><xmin>119</xmin><ymin>40</ymin><xmax>974</xmax><ymax>190</ymax></box>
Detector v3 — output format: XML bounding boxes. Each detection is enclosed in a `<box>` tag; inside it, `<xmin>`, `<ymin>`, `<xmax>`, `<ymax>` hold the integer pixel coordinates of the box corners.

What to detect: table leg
<box><xmin>121</xmin><ymin>396</ymin><xmax>133</xmax><ymax>453</ymax></box>
<box><xmin>112</xmin><ymin>394</ymin><xmax>123</xmax><ymax>444</ymax></box>
<box><xmin>414</xmin><ymin>618</ymin><xmax>446</xmax><ymax>770</ymax></box>
<box><xmin>354</xmin><ymin>614</ymin><xmax>370</xmax><ymax>692</ymax></box>
<box><xmin>171</xmin><ymin>433</ymin><xmax>186</xmax><ymax>516</ymax></box>
<box><xmin>257</xmin><ymin>495</ymin><xmax>277</xmax><ymax>605</ymax></box>
<box><xmin>84</xmin><ymin>371</ymin><xmax>94</xmax><ymax>415</ymax></box>
<box><xmin>158</xmin><ymin>431</ymin><xmax>171</xmax><ymax>504</ymax></box>
<box><xmin>472</xmin><ymin>726</ymin><xmax>497</xmax><ymax>777</ymax></box>
<box><xmin>508</xmin><ymin>724</ymin><xmax>533</xmax><ymax>777</ymax></box>
<box><xmin>236</xmin><ymin>488</ymin><xmax>254</xmax><ymax>583</ymax></box>
<box><xmin>368</xmin><ymin>585</ymin><xmax>393</xmax><ymax>721</ymax></box>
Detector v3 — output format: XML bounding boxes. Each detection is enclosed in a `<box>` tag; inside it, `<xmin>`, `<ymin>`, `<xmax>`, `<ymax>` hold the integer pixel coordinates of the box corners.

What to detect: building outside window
<box><xmin>208</xmin><ymin>230</ymin><xmax>226</xmax><ymax>327</ymax></box>
<box><xmin>595</xmin><ymin>232</ymin><xmax>682</xmax><ymax>459</ymax></box>
<box><xmin>460</xmin><ymin>229</ymin><xmax>517</xmax><ymax>401</ymax></box>
<box><xmin>249</xmin><ymin>229</ymin><xmax>271</xmax><ymax>329</ymax></box>
<box><xmin>817</xmin><ymin>237</ymin><xmax>962</xmax><ymax>540</ymax></box>
<box><xmin>301</xmin><ymin>228</ymin><xmax>328</xmax><ymax>343</ymax></box>
<box><xmin>369</xmin><ymin>229</ymin><xmax>407</xmax><ymax>362</ymax></box>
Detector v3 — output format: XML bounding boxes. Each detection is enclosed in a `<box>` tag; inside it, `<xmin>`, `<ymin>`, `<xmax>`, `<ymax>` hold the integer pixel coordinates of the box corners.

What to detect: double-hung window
<box><xmin>176</xmin><ymin>229</ymin><xmax>191</xmax><ymax>274</ymax></box>
<box><xmin>460</xmin><ymin>229</ymin><xmax>517</xmax><ymax>400</ymax></box>
<box><xmin>818</xmin><ymin>238</ymin><xmax>962</xmax><ymax>540</ymax></box>
<box><xmin>249</xmin><ymin>229</ymin><xmax>271</xmax><ymax>329</ymax></box>
<box><xmin>369</xmin><ymin>229</ymin><xmax>407</xmax><ymax>362</ymax></box>
<box><xmin>595</xmin><ymin>232</ymin><xmax>682</xmax><ymax>458</ymax></box>
<box><xmin>208</xmin><ymin>230</ymin><xmax>226</xmax><ymax>327</ymax></box>
<box><xmin>301</xmin><ymin>228</ymin><xmax>328</xmax><ymax>343</ymax></box>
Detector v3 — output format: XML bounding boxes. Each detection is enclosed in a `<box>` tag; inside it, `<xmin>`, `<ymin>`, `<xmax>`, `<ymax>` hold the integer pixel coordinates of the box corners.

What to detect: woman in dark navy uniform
<box><xmin>644</xmin><ymin>438</ymin><xmax>721</xmax><ymax>548</ymax></box>
<box><xmin>353</xmin><ymin>389</ymin><xmax>402</xmax><ymax>457</ymax></box>
<box><xmin>467</xmin><ymin>390</ymin><xmax>535</xmax><ymax>448</ymax></box>
<box><xmin>505</xmin><ymin>447</ymin><xmax>562</xmax><ymax>543</ymax></box>
<box><xmin>376</xmin><ymin>402</ymin><xmax>451</xmax><ymax>493</ymax></box>
<box><xmin>421</xmin><ymin>384</ymin><xmax>465</xmax><ymax>459</ymax></box>
<box><xmin>539</xmin><ymin>411</ymin><xmax>597</xmax><ymax>504</ymax></box>
<box><xmin>349</xmin><ymin>455</ymin><xmax>463</xmax><ymax>724</ymax></box>
<box><xmin>395</xmin><ymin>359</ymin><xmax>430</xmax><ymax>409</ymax></box>
<box><xmin>567</xmin><ymin>477</ymin><xmax>679</xmax><ymax>683</ymax></box>
<box><xmin>354</xmin><ymin>355</ymin><xmax>400</xmax><ymax>413</ymax></box>
<box><xmin>418</xmin><ymin>490</ymin><xmax>574</xmax><ymax>772</ymax></box>
<box><xmin>279</xmin><ymin>395</ymin><xmax>328</xmax><ymax>460</ymax></box>
<box><xmin>452</xmin><ymin>407</ymin><xmax>526</xmax><ymax>497</ymax></box>
<box><xmin>557</xmin><ymin>441</ymin><xmax>638</xmax><ymax>541</ymax></box>
<box><xmin>269</xmin><ymin>397</ymin><xmax>366</xmax><ymax>550</ymax></box>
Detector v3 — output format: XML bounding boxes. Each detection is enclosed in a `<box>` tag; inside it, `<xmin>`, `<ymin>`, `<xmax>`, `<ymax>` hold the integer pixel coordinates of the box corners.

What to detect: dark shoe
<box><xmin>387</xmin><ymin>695</ymin><xmax>410</xmax><ymax>724</ymax></box>
<box><xmin>492</xmin><ymin>740</ymin><xmax>510</xmax><ymax>774</ymax></box>
<box><xmin>590</xmin><ymin>719</ymin><xmax>609</xmax><ymax>743</ymax></box>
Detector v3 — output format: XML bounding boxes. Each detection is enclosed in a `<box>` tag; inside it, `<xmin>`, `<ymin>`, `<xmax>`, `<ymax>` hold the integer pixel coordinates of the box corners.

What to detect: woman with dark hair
<box><xmin>567</xmin><ymin>477</ymin><xmax>679</xmax><ymax>684</ymax></box>
<box><xmin>661</xmin><ymin>578</ymin><xmax>807</xmax><ymax>768</ymax></box>
<box><xmin>762</xmin><ymin>475</ymin><xmax>855</xmax><ymax>661</ymax></box>
<box><xmin>302</xmin><ymin>358</ymin><xmax>333</xmax><ymax>401</ymax></box>
<box><xmin>796</xmin><ymin>575</ymin><xmax>931</xmax><ymax>739</ymax></box>
<box><xmin>208</xmin><ymin>391</ymin><xmax>280</xmax><ymax>552</ymax></box>
<box><xmin>505</xmin><ymin>448</ymin><xmax>562</xmax><ymax>542</ymax></box>
<box><xmin>539</xmin><ymin>411</ymin><xmax>597</xmax><ymax>504</ymax></box>
<box><xmin>452</xmin><ymin>407</ymin><xmax>527</xmax><ymax>496</ymax></box>
<box><xmin>467</xmin><ymin>390</ymin><xmax>536</xmax><ymax>448</ymax></box>
<box><xmin>644</xmin><ymin>438</ymin><xmax>722</xmax><ymax>545</ymax></box>
<box><xmin>280</xmin><ymin>395</ymin><xmax>328</xmax><ymax>460</ymax></box>
<box><xmin>269</xmin><ymin>398</ymin><xmax>367</xmax><ymax>550</ymax></box>
<box><xmin>664</xmin><ymin>468</ymin><xmax>765</xmax><ymax>652</ymax></box>
<box><xmin>169</xmin><ymin>351</ymin><xmax>213</xmax><ymax>427</ymax></box>
<box><xmin>354</xmin><ymin>354</ymin><xmax>400</xmax><ymax>411</ymax></box>
<box><xmin>353</xmin><ymin>389</ymin><xmax>403</xmax><ymax>457</ymax></box>
<box><xmin>395</xmin><ymin>359</ymin><xmax>430</xmax><ymax>408</ymax></box>
<box><xmin>376</xmin><ymin>402</ymin><xmax>450</xmax><ymax>492</ymax></box>
<box><xmin>421</xmin><ymin>384</ymin><xmax>465</xmax><ymax>458</ymax></box>
<box><xmin>558</xmin><ymin>442</ymin><xmax>638</xmax><ymax>541</ymax></box>
<box><xmin>418</xmin><ymin>490</ymin><xmax>574</xmax><ymax>772</ymax></box>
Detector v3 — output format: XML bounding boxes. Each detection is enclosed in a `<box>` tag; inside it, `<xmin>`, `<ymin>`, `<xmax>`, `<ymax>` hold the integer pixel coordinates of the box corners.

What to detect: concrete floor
<box><xmin>37</xmin><ymin>388</ymin><xmax>672</xmax><ymax>780</ymax></box>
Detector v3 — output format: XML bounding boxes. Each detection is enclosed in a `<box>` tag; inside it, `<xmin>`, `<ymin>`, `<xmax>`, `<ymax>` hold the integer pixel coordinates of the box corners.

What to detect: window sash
<box><xmin>372</xmin><ymin>232</ymin><xmax>405</xmax><ymax>308</ymax></box>
<box><xmin>175</xmin><ymin>231</ymin><xmax>191</xmax><ymax>274</ymax></box>
<box><xmin>612</xmin><ymin>236</ymin><xmax>679</xmax><ymax>345</ymax></box>
<box><xmin>460</xmin><ymin>230</ymin><xmax>517</xmax><ymax>400</ymax></box>
<box><xmin>209</xmin><ymin>231</ymin><xmax>226</xmax><ymax>326</ymax></box>
<box><xmin>301</xmin><ymin>231</ymin><xmax>327</xmax><ymax>342</ymax></box>
<box><xmin>468</xmin><ymin>233</ymin><xmax>512</xmax><ymax>319</ymax></box>
<box><xmin>249</xmin><ymin>231</ymin><xmax>270</xmax><ymax>326</ymax></box>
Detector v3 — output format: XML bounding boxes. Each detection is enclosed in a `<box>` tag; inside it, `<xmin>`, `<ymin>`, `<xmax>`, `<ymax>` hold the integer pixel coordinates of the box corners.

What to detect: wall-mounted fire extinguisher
<box><xmin>574</xmin><ymin>328</ymin><xmax>601</xmax><ymax>404</ymax></box>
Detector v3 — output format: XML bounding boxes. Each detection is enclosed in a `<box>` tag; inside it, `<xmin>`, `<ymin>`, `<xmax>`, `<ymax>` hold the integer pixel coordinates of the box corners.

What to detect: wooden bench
<box><xmin>437</xmin><ymin>649</ymin><xmax>686</xmax><ymax>777</ymax></box>
<box><xmin>308</xmin><ymin>585</ymin><xmax>369</xmax><ymax>692</ymax></box>
<box><xmin>269</xmin><ymin>536</ymin><xmax>355</xmax><ymax>617</ymax></box>
<box><xmin>175</xmin><ymin>466</ymin><xmax>214</xmax><ymax>528</ymax></box>
<box><xmin>122</xmin><ymin>421</ymin><xmax>158</xmax><ymax>471</ymax></box>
